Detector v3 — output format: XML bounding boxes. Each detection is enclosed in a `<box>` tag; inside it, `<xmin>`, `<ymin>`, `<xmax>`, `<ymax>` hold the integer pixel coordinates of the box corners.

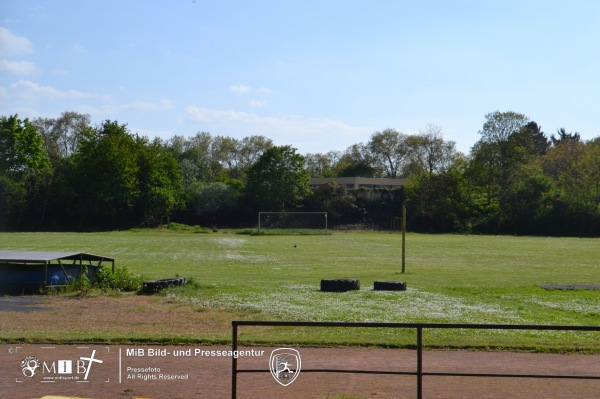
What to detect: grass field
<box><xmin>1</xmin><ymin>230</ymin><xmax>599</xmax><ymax>352</ymax></box>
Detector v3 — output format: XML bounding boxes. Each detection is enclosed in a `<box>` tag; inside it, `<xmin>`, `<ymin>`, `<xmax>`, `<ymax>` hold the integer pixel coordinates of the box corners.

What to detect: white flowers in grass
<box><xmin>168</xmin><ymin>285</ymin><xmax>521</xmax><ymax>324</ymax></box>
<box><xmin>164</xmin><ymin>285</ymin><xmax>599</xmax><ymax>345</ymax></box>
<box><xmin>523</xmin><ymin>296</ymin><xmax>600</xmax><ymax>316</ymax></box>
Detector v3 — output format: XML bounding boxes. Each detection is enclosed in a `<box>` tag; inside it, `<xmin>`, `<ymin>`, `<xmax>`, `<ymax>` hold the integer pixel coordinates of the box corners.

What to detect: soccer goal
<box><xmin>257</xmin><ymin>212</ymin><xmax>328</xmax><ymax>235</ymax></box>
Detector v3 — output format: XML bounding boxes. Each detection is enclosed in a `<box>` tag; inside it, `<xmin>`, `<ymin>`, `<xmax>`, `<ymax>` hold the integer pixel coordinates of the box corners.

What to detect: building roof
<box><xmin>310</xmin><ymin>177</ymin><xmax>406</xmax><ymax>189</ymax></box>
<box><xmin>0</xmin><ymin>250</ymin><xmax>114</xmax><ymax>263</ymax></box>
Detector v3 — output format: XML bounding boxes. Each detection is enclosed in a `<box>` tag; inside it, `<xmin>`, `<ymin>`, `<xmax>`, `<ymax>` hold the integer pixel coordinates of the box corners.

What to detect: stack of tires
<box><xmin>142</xmin><ymin>277</ymin><xmax>187</xmax><ymax>294</ymax></box>
<box><xmin>373</xmin><ymin>280</ymin><xmax>407</xmax><ymax>291</ymax></box>
<box><xmin>320</xmin><ymin>278</ymin><xmax>360</xmax><ymax>292</ymax></box>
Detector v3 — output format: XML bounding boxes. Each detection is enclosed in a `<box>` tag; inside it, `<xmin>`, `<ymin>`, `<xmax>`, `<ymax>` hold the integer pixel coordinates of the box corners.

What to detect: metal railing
<box><xmin>231</xmin><ymin>321</ymin><xmax>600</xmax><ymax>399</ymax></box>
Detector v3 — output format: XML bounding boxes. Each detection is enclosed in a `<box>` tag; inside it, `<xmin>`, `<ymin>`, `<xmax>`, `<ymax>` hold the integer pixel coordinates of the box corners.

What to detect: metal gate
<box><xmin>231</xmin><ymin>321</ymin><xmax>600</xmax><ymax>399</ymax></box>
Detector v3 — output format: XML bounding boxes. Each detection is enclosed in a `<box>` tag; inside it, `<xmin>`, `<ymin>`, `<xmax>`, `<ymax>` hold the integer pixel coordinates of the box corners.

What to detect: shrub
<box><xmin>93</xmin><ymin>266</ymin><xmax>145</xmax><ymax>292</ymax></box>
<box><xmin>65</xmin><ymin>273</ymin><xmax>92</xmax><ymax>295</ymax></box>
<box><xmin>161</xmin><ymin>222</ymin><xmax>211</xmax><ymax>233</ymax></box>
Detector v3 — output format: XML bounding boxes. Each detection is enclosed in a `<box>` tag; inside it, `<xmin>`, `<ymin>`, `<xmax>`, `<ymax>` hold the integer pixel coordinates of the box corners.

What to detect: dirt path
<box><xmin>2</xmin><ymin>344</ymin><xmax>599</xmax><ymax>399</ymax></box>
<box><xmin>1</xmin><ymin>296</ymin><xmax>599</xmax><ymax>398</ymax></box>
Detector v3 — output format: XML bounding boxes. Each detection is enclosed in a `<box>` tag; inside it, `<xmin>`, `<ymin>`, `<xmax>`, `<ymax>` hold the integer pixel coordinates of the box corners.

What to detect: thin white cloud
<box><xmin>0</xmin><ymin>27</ymin><xmax>33</xmax><ymax>56</ymax></box>
<box><xmin>185</xmin><ymin>106</ymin><xmax>367</xmax><ymax>133</ymax></box>
<box><xmin>53</xmin><ymin>69</ymin><xmax>69</xmax><ymax>77</ymax></box>
<box><xmin>0</xmin><ymin>105</ymin><xmax>42</xmax><ymax>119</ymax></box>
<box><xmin>184</xmin><ymin>106</ymin><xmax>372</xmax><ymax>153</ymax></box>
<box><xmin>229</xmin><ymin>84</ymin><xmax>251</xmax><ymax>94</ymax></box>
<box><xmin>185</xmin><ymin>106</ymin><xmax>258</xmax><ymax>123</ymax></box>
<box><xmin>7</xmin><ymin>80</ymin><xmax>92</xmax><ymax>101</ymax></box>
<box><xmin>249</xmin><ymin>99</ymin><xmax>266</xmax><ymax>108</ymax></box>
<box><xmin>73</xmin><ymin>98</ymin><xmax>174</xmax><ymax>118</ymax></box>
<box><xmin>118</xmin><ymin>98</ymin><xmax>173</xmax><ymax>112</ymax></box>
<box><xmin>0</xmin><ymin>59</ymin><xmax>37</xmax><ymax>75</ymax></box>
<box><xmin>71</xmin><ymin>43</ymin><xmax>87</xmax><ymax>54</ymax></box>
<box><xmin>258</xmin><ymin>87</ymin><xmax>273</xmax><ymax>94</ymax></box>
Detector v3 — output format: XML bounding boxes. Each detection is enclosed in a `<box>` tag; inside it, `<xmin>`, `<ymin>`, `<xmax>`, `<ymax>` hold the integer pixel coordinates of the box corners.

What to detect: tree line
<box><xmin>1</xmin><ymin>110</ymin><xmax>598</xmax><ymax>236</ymax></box>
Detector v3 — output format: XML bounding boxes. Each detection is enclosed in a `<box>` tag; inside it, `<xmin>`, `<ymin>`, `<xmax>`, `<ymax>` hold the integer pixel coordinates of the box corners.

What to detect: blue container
<box><xmin>0</xmin><ymin>263</ymin><xmax>99</xmax><ymax>295</ymax></box>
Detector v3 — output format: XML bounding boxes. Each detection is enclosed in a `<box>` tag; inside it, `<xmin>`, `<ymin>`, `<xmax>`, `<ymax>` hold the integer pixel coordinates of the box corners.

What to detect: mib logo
<box><xmin>269</xmin><ymin>348</ymin><xmax>301</xmax><ymax>386</ymax></box>
<box><xmin>20</xmin><ymin>356</ymin><xmax>40</xmax><ymax>378</ymax></box>
<box><xmin>18</xmin><ymin>350</ymin><xmax>103</xmax><ymax>382</ymax></box>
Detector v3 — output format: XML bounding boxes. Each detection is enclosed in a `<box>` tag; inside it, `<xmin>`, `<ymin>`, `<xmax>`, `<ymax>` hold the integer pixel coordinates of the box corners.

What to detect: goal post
<box><xmin>257</xmin><ymin>212</ymin><xmax>328</xmax><ymax>235</ymax></box>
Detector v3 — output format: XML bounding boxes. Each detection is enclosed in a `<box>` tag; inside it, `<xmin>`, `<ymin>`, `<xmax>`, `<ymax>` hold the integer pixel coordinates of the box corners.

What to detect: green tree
<box><xmin>304</xmin><ymin>181</ymin><xmax>362</xmax><ymax>226</ymax></box>
<box><xmin>404</xmin><ymin>157</ymin><xmax>471</xmax><ymax>233</ymax></box>
<box><xmin>511</xmin><ymin>121</ymin><xmax>549</xmax><ymax>157</ymax></box>
<box><xmin>479</xmin><ymin>111</ymin><xmax>530</xmax><ymax>142</ymax></box>
<box><xmin>539</xmin><ymin>137</ymin><xmax>600</xmax><ymax>235</ymax></box>
<box><xmin>212</xmin><ymin>134</ymin><xmax>272</xmax><ymax>181</ymax></box>
<box><xmin>30</xmin><ymin>112</ymin><xmax>92</xmax><ymax>229</ymax></box>
<box><xmin>368</xmin><ymin>129</ymin><xmax>410</xmax><ymax>178</ymax></box>
<box><xmin>0</xmin><ymin>115</ymin><xmax>52</xmax><ymax>229</ymax></box>
<box><xmin>67</xmin><ymin>120</ymin><xmax>141</xmax><ymax>228</ymax></box>
<box><xmin>305</xmin><ymin>152</ymin><xmax>338</xmax><ymax>177</ymax></box>
<box><xmin>237</xmin><ymin>135</ymin><xmax>273</xmax><ymax>179</ymax></box>
<box><xmin>582</xmin><ymin>139</ymin><xmax>600</xmax><ymax>206</ymax></box>
<box><xmin>467</xmin><ymin>111</ymin><xmax>553</xmax><ymax>232</ymax></box>
<box><xmin>501</xmin><ymin>166</ymin><xmax>556</xmax><ymax>234</ymax></box>
<box><xmin>469</xmin><ymin>111</ymin><xmax>531</xmax><ymax>205</ymax></box>
<box><xmin>68</xmin><ymin>122</ymin><xmax>184</xmax><ymax>229</ymax></box>
<box><xmin>185</xmin><ymin>181</ymin><xmax>239</xmax><ymax>226</ymax></box>
<box><xmin>33</xmin><ymin>111</ymin><xmax>91</xmax><ymax>165</ymax></box>
<box><xmin>0</xmin><ymin>115</ymin><xmax>50</xmax><ymax>177</ymax></box>
<box><xmin>542</xmin><ymin>137</ymin><xmax>600</xmax><ymax>208</ymax></box>
<box><xmin>402</xmin><ymin>125</ymin><xmax>459</xmax><ymax>178</ymax></box>
<box><xmin>551</xmin><ymin>128</ymin><xmax>581</xmax><ymax>146</ymax></box>
<box><xmin>245</xmin><ymin>145</ymin><xmax>311</xmax><ymax>211</ymax></box>
<box><xmin>336</xmin><ymin>143</ymin><xmax>378</xmax><ymax>177</ymax></box>
<box><xmin>136</xmin><ymin>138</ymin><xmax>183</xmax><ymax>226</ymax></box>
<box><xmin>167</xmin><ymin>132</ymin><xmax>218</xmax><ymax>185</ymax></box>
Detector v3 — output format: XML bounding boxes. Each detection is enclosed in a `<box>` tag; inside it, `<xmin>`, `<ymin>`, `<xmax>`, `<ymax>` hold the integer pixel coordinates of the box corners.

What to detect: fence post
<box><xmin>401</xmin><ymin>205</ymin><xmax>406</xmax><ymax>273</ymax></box>
<box><xmin>232</xmin><ymin>322</ymin><xmax>238</xmax><ymax>399</ymax></box>
<box><xmin>417</xmin><ymin>326</ymin><xmax>423</xmax><ymax>399</ymax></box>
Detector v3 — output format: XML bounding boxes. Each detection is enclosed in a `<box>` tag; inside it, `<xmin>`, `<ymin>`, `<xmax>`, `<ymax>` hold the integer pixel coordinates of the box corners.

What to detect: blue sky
<box><xmin>1</xmin><ymin>0</ymin><xmax>599</xmax><ymax>155</ymax></box>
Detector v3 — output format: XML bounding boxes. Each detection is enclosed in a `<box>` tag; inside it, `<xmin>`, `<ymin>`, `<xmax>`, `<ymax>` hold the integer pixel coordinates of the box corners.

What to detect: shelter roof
<box><xmin>0</xmin><ymin>250</ymin><xmax>114</xmax><ymax>263</ymax></box>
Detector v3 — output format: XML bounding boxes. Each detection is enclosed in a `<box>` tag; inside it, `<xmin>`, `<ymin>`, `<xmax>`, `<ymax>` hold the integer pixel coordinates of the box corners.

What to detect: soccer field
<box><xmin>1</xmin><ymin>230</ymin><xmax>599</xmax><ymax>351</ymax></box>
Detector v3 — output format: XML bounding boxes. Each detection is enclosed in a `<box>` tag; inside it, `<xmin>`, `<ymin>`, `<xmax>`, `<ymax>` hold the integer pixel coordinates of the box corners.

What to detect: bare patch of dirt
<box><xmin>0</xmin><ymin>296</ymin><xmax>49</xmax><ymax>312</ymax></box>
<box><xmin>0</xmin><ymin>294</ymin><xmax>234</xmax><ymax>341</ymax></box>
<box><xmin>1</xmin><ymin>344</ymin><xmax>599</xmax><ymax>399</ymax></box>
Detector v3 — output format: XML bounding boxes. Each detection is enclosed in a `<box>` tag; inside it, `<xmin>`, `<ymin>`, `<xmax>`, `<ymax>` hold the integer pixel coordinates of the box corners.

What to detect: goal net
<box><xmin>257</xmin><ymin>212</ymin><xmax>328</xmax><ymax>235</ymax></box>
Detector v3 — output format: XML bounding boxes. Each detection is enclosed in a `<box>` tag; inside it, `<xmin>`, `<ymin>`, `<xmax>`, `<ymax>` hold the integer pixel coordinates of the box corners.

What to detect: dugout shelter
<box><xmin>0</xmin><ymin>250</ymin><xmax>114</xmax><ymax>295</ymax></box>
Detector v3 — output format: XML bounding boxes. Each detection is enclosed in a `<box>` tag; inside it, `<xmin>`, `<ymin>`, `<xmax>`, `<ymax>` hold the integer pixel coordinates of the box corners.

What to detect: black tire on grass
<box><xmin>142</xmin><ymin>277</ymin><xmax>187</xmax><ymax>294</ymax></box>
<box><xmin>373</xmin><ymin>280</ymin><xmax>407</xmax><ymax>291</ymax></box>
<box><xmin>320</xmin><ymin>278</ymin><xmax>360</xmax><ymax>292</ymax></box>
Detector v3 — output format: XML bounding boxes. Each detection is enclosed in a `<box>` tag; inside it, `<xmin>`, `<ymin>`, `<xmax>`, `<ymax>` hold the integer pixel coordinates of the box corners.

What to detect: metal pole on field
<box><xmin>402</xmin><ymin>205</ymin><xmax>406</xmax><ymax>273</ymax></box>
